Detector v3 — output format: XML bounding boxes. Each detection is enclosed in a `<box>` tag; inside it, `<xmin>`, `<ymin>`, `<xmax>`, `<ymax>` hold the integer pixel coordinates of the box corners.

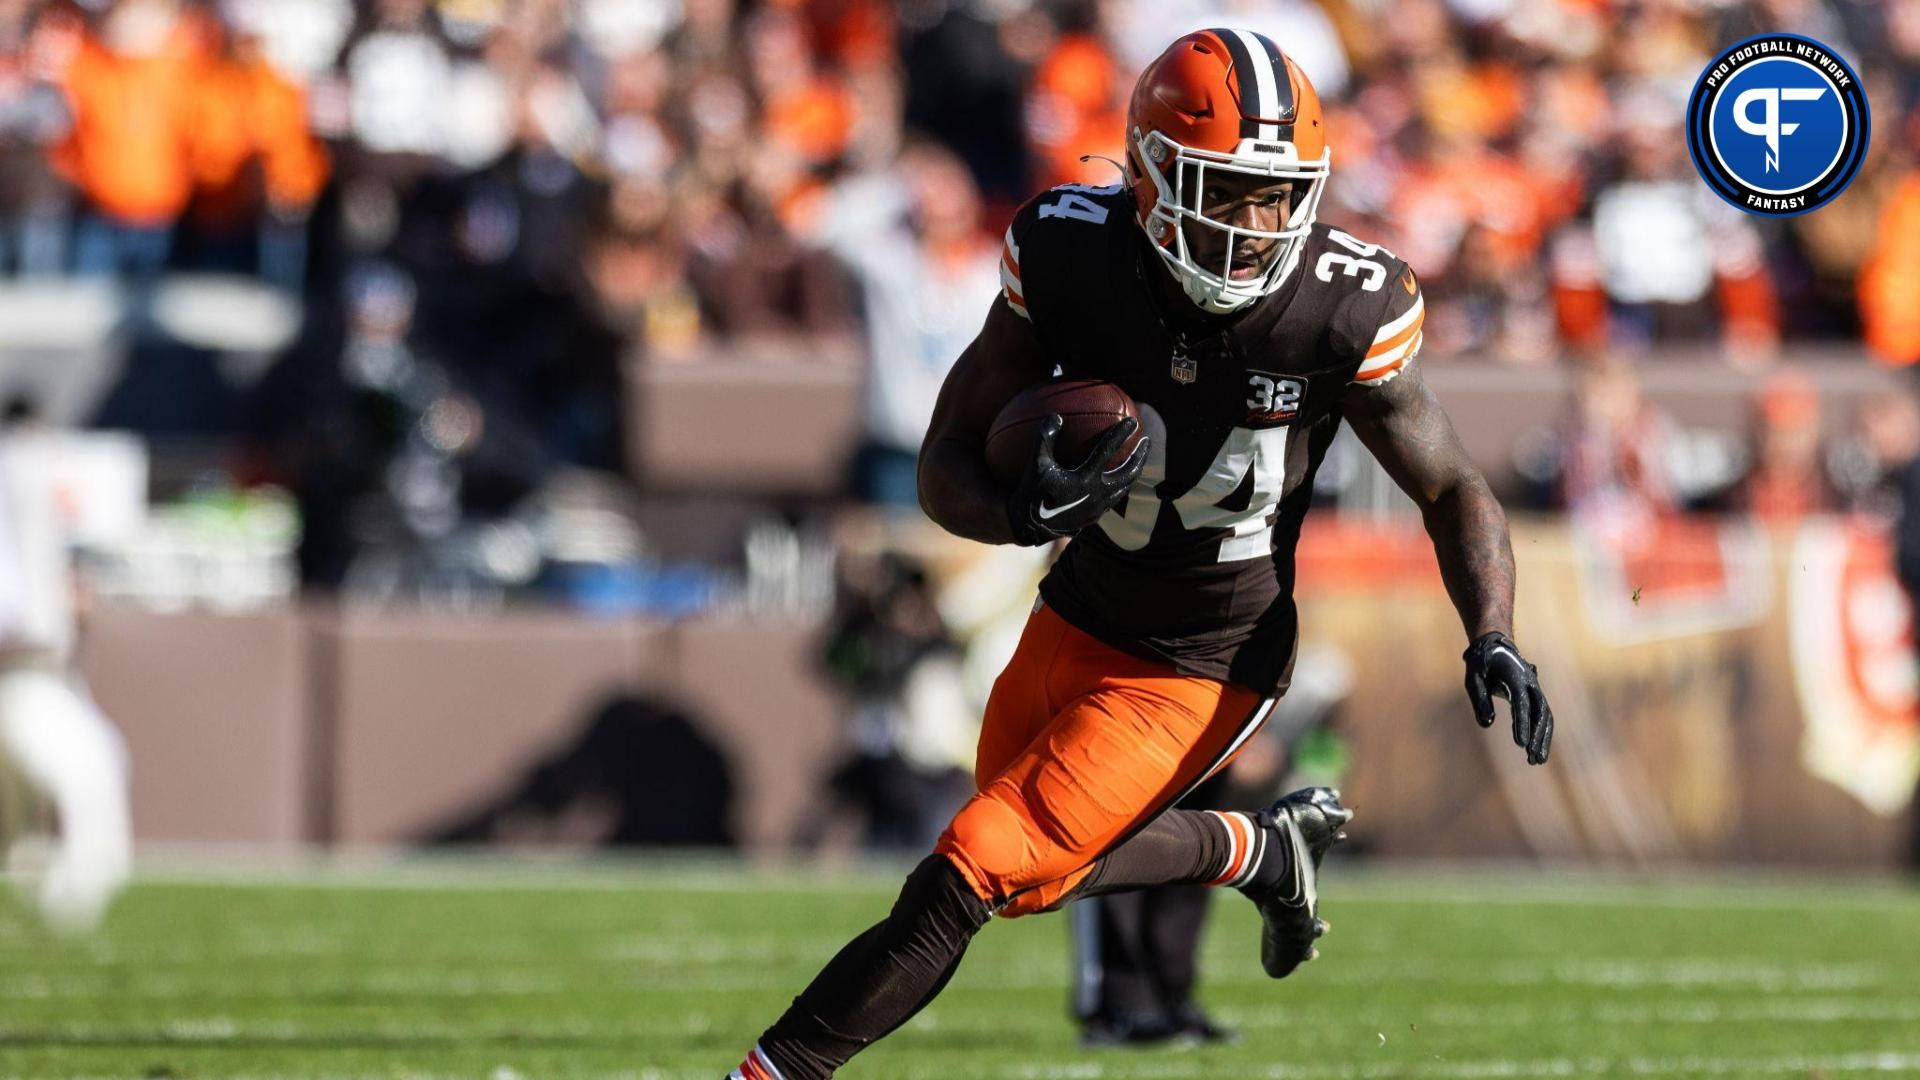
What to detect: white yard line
<box><xmin>1221</xmin><ymin>996</ymin><xmax>1920</xmax><ymax>1030</ymax></box>
<box><xmin>93</xmin><ymin>857</ymin><xmax>1920</xmax><ymax>915</ymax></box>
<box><xmin>0</xmin><ymin>955</ymin><xmax>1904</xmax><ymax>998</ymax></box>
<box><xmin>0</xmin><ymin>945</ymin><xmax>1908</xmax><ymax>1001</ymax></box>
<box><xmin>1005</xmin><ymin>1052</ymin><xmax>1920</xmax><ymax>1080</ymax></box>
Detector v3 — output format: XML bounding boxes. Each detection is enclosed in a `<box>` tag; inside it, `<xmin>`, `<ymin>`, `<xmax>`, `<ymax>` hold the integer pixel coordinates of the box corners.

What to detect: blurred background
<box><xmin>0</xmin><ymin>0</ymin><xmax>1918</xmax><ymax>893</ymax></box>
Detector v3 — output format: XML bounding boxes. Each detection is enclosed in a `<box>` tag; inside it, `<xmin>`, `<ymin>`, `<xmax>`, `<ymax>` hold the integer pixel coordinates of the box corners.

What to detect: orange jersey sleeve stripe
<box><xmin>1000</xmin><ymin>225</ymin><xmax>1028</xmax><ymax>318</ymax></box>
<box><xmin>1354</xmin><ymin>331</ymin><xmax>1420</xmax><ymax>383</ymax></box>
<box><xmin>1365</xmin><ymin>304</ymin><xmax>1424</xmax><ymax>359</ymax></box>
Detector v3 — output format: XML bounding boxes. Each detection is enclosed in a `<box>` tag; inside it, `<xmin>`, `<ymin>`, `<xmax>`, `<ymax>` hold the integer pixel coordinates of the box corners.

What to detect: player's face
<box><xmin>1182</xmin><ymin>170</ymin><xmax>1295</xmax><ymax>283</ymax></box>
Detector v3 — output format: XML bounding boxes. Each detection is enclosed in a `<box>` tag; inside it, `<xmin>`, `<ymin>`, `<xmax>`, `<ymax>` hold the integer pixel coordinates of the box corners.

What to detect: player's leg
<box><xmin>1141</xmin><ymin>883</ymin><xmax>1231</xmax><ymax>1040</ymax></box>
<box><xmin>0</xmin><ymin>667</ymin><xmax>132</xmax><ymax>933</ymax></box>
<box><xmin>737</xmin><ymin>688</ymin><xmax>1250</xmax><ymax>1078</ymax></box>
<box><xmin>730</xmin><ymin>609</ymin><xmax>1338</xmax><ymax>1078</ymax></box>
<box><xmin>1072</xmin><ymin>891</ymin><xmax>1180</xmax><ymax>1046</ymax></box>
<box><xmin>1064</xmin><ymin>789</ymin><xmax>1352</xmax><ymax>978</ymax></box>
<box><xmin>1108</xmin><ymin>768</ymin><xmax>1234</xmax><ymax>1044</ymax></box>
<box><xmin>732</xmin><ymin>852</ymin><xmax>992</xmax><ymax>1080</ymax></box>
<box><xmin>937</xmin><ymin>612</ymin><xmax>1350</xmax><ymax>954</ymax></box>
<box><xmin>934</xmin><ymin>629</ymin><xmax>1270</xmax><ymax>920</ymax></box>
<box><xmin>727</xmin><ymin>606</ymin><xmax>1068</xmax><ymax>1080</ymax></box>
<box><xmin>730</xmin><ymin>609</ymin><xmax>1239</xmax><ymax>1079</ymax></box>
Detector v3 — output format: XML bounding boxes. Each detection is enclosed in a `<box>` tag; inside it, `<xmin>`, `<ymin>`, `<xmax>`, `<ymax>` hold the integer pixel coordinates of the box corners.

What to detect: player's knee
<box><xmin>895</xmin><ymin>854</ymin><xmax>992</xmax><ymax>935</ymax></box>
<box><xmin>997</xmin><ymin>884</ymin><xmax>1070</xmax><ymax>920</ymax></box>
<box><xmin>935</xmin><ymin>794</ymin><xmax>1032</xmax><ymax>906</ymax></box>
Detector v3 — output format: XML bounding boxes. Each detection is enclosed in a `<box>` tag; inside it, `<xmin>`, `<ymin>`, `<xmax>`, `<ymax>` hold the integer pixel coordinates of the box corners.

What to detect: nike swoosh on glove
<box><xmin>1463</xmin><ymin>631</ymin><xmax>1554</xmax><ymax>765</ymax></box>
<box><xmin>1005</xmin><ymin>414</ymin><xmax>1148</xmax><ymax>547</ymax></box>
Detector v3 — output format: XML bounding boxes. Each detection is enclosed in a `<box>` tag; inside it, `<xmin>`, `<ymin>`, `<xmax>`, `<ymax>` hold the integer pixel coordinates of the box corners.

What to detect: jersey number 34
<box><xmin>1097</xmin><ymin>403</ymin><xmax>1289</xmax><ymax>564</ymax></box>
<box><xmin>1314</xmin><ymin>229</ymin><xmax>1387</xmax><ymax>291</ymax></box>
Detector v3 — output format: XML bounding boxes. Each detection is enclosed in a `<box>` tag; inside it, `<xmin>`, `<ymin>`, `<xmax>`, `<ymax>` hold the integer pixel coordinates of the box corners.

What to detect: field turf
<box><xmin>2</xmin><ymin>860</ymin><xmax>1919</xmax><ymax>1079</ymax></box>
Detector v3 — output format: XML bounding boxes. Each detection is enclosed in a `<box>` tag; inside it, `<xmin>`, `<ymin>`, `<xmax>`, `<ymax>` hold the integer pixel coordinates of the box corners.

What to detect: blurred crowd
<box><xmin>0</xmin><ymin>0</ymin><xmax>1917</xmax><ymax>580</ymax></box>
<box><xmin>1</xmin><ymin>0</ymin><xmax>1916</xmax><ymax>353</ymax></box>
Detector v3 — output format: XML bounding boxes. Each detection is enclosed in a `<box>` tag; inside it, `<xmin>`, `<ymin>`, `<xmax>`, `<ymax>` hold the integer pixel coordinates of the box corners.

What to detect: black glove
<box><xmin>1463</xmin><ymin>631</ymin><xmax>1554</xmax><ymax>765</ymax></box>
<box><xmin>1005</xmin><ymin>414</ymin><xmax>1148</xmax><ymax>546</ymax></box>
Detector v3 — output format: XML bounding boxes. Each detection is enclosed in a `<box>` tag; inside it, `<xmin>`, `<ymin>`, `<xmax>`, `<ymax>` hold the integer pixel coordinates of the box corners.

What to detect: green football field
<box><xmin>3</xmin><ymin>860</ymin><xmax>1919</xmax><ymax>1079</ymax></box>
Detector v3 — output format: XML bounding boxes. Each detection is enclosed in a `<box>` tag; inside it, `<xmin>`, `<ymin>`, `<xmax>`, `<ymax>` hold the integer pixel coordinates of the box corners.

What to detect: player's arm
<box><xmin>1341</xmin><ymin>362</ymin><xmax>1553</xmax><ymax>765</ymax></box>
<box><xmin>916</xmin><ymin>299</ymin><xmax>1050</xmax><ymax>544</ymax></box>
<box><xmin>916</xmin><ymin>298</ymin><xmax>1145</xmax><ymax>546</ymax></box>
<box><xmin>1341</xmin><ymin>362</ymin><xmax>1513</xmax><ymax>639</ymax></box>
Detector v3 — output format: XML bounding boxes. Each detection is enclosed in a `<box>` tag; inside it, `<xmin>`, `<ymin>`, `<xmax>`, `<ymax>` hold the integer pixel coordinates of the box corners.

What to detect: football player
<box><xmin>728</xmin><ymin>28</ymin><xmax>1552</xmax><ymax>1080</ymax></box>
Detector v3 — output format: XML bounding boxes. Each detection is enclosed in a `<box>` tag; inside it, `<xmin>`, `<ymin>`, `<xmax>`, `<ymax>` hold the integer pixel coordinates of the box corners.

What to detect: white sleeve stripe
<box><xmin>1371</xmin><ymin>293</ymin><xmax>1424</xmax><ymax>343</ymax></box>
<box><xmin>1003</xmin><ymin>226</ymin><xmax>1021</xmax><ymax>265</ymax></box>
<box><xmin>999</xmin><ymin>260</ymin><xmax>1023</xmax><ymax>298</ymax></box>
<box><xmin>1353</xmin><ymin>364</ymin><xmax>1406</xmax><ymax>386</ymax></box>
<box><xmin>1356</xmin><ymin>330</ymin><xmax>1421</xmax><ymax>377</ymax></box>
<box><xmin>1006</xmin><ymin>296</ymin><xmax>1030</xmax><ymax>320</ymax></box>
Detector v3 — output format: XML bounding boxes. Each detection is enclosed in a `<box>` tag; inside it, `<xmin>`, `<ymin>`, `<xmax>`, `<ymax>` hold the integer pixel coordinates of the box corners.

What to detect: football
<box><xmin>984</xmin><ymin>378</ymin><xmax>1143</xmax><ymax>486</ymax></box>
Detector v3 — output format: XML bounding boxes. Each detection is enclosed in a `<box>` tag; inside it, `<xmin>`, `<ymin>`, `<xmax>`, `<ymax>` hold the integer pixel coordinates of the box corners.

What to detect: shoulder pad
<box><xmin>1302</xmin><ymin>225</ymin><xmax>1423</xmax><ymax>386</ymax></box>
<box><xmin>1352</xmin><ymin>262</ymin><xmax>1423</xmax><ymax>386</ymax></box>
<box><xmin>1000</xmin><ymin>183</ymin><xmax>1134</xmax><ymax>329</ymax></box>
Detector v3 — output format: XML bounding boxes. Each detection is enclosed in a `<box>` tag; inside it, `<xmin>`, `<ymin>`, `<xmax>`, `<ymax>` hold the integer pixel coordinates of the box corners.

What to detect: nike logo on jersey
<box><xmin>1037</xmin><ymin>494</ymin><xmax>1090</xmax><ymax>520</ymax></box>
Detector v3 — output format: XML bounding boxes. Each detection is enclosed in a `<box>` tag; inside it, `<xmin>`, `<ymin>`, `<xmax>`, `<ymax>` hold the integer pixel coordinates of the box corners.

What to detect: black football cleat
<box><xmin>1079</xmin><ymin>1010</ymin><xmax>1181</xmax><ymax>1049</ymax></box>
<box><xmin>1169</xmin><ymin>1002</ymin><xmax>1239</xmax><ymax>1045</ymax></box>
<box><xmin>1237</xmin><ymin>786</ymin><xmax>1353</xmax><ymax>979</ymax></box>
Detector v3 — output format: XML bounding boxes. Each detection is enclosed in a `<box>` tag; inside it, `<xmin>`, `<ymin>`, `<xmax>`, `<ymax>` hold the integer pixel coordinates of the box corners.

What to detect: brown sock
<box><xmin>1073</xmin><ymin>809</ymin><xmax>1248</xmax><ymax>897</ymax></box>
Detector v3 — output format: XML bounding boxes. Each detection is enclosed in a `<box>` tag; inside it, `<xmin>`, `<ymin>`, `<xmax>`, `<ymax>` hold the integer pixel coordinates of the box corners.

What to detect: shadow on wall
<box><xmin>421</xmin><ymin>693</ymin><xmax>736</xmax><ymax>848</ymax></box>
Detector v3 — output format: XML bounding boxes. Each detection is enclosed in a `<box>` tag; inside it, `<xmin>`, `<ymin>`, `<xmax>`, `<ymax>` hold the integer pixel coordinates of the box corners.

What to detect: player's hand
<box><xmin>1463</xmin><ymin>632</ymin><xmax>1553</xmax><ymax>765</ymax></box>
<box><xmin>1004</xmin><ymin>414</ymin><xmax>1147</xmax><ymax>546</ymax></box>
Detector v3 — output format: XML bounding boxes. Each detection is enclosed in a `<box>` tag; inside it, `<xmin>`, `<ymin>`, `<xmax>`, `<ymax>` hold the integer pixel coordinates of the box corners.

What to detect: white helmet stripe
<box><xmin>1228</xmin><ymin>28</ymin><xmax>1283</xmax><ymax>142</ymax></box>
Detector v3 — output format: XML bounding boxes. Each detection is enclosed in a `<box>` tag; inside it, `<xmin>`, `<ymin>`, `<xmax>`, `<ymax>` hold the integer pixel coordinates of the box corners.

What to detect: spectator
<box><xmin>809</xmin><ymin>141</ymin><xmax>1001</xmax><ymax>507</ymax></box>
<box><xmin>1728</xmin><ymin>372</ymin><xmax>1837</xmax><ymax>522</ymax></box>
<box><xmin>54</xmin><ymin>0</ymin><xmax>204</xmax><ymax>279</ymax></box>
<box><xmin>899</xmin><ymin>1</ymin><xmax>1032</xmax><ymax>213</ymax></box>
<box><xmin>1553</xmin><ymin>358</ymin><xmax>1679</xmax><ymax>532</ymax></box>
<box><xmin>182</xmin><ymin>22</ymin><xmax>330</xmax><ymax>289</ymax></box>
<box><xmin>0</xmin><ymin>0</ymin><xmax>1912</xmax><ymax>533</ymax></box>
<box><xmin>1588</xmin><ymin>118</ymin><xmax>1777</xmax><ymax>358</ymax></box>
<box><xmin>811</xmin><ymin>550</ymin><xmax>974</xmax><ymax>853</ymax></box>
<box><xmin>337</xmin><ymin>0</ymin><xmax>456</xmax><ymax>169</ymax></box>
<box><xmin>1861</xmin><ymin>168</ymin><xmax>1920</xmax><ymax>366</ymax></box>
<box><xmin>1025</xmin><ymin>3</ymin><xmax>1128</xmax><ymax>190</ymax></box>
<box><xmin>0</xmin><ymin>0</ymin><xmax>72</xmax><ymax>276</ymax></box>
<box><xmin>1833</xmin><ymin>391</ymin><xmax>1920</xmax><ymax>514</ymax></box>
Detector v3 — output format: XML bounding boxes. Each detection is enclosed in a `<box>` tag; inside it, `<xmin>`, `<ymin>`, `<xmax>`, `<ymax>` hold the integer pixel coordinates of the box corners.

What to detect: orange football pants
<box><xmin>935</xmin><ymin>603</ymin><xmax>1269</xmax><ymax>918</ymax></box>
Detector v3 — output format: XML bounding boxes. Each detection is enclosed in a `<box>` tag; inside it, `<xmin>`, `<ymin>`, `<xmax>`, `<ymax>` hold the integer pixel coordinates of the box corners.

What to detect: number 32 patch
<box><xmin>1245</xmin><ymin>370</ymin><xmax>1307</xmax><ymax>425</ymax></box>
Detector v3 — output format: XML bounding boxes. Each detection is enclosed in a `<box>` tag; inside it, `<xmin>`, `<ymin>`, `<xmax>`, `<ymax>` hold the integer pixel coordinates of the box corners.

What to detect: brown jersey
<box><xmin>997</xmin><ymin>183</ymin><xmax>1425</xmax><ymax>695</ymax></box>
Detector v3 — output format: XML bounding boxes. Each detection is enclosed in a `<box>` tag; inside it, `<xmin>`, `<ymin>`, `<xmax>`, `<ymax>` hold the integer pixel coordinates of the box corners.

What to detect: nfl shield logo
<box><xmin>1171</xmin><ymin>355</ymin><xmax>1197</xmax><ymax>384</ymax></box>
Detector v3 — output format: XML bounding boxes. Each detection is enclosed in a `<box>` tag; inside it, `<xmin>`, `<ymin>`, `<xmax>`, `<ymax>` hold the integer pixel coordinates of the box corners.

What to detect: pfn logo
<box><xmin>1687</xmin><ymin>34</ymin><xmax>1869</xmax><ymax>217</ymax></box>
<box><xmin>1732</xmin><ymin>86</ymin><xmax>1827</xmax><ymax>172</ymax></box>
